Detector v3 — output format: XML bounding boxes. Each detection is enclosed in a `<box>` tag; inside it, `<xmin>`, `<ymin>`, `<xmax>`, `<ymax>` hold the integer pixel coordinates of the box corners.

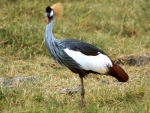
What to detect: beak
<box><xmin>45</xmin><ymin>13</ymin><xmax>49</xmax><ymax>17</ymax></box>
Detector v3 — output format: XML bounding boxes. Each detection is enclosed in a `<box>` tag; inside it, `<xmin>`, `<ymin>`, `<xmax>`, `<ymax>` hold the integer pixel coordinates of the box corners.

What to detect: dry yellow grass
<box><xmin>0</xmin><ymin>0</ymin><xmax>150</xmax><ymax>112</ymax></box>
<box><xmin>0</xmin><ymin>55</ymin><xmax>150</xmax><ymax>112</ymax></box>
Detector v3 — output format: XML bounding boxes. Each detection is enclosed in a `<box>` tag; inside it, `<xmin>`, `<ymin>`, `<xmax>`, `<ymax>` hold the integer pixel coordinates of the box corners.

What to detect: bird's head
<box><xmin>46</xmin><ymin>2</ymin><xmax>64</xmax><ymax>24</ymax></box>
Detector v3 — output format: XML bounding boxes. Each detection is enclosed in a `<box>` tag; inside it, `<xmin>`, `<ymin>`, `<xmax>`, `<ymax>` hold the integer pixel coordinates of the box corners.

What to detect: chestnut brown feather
<box><xmin>108</xmin><ymin>64</ymin><xmax>129</xmax><ymax>82</ymax></box>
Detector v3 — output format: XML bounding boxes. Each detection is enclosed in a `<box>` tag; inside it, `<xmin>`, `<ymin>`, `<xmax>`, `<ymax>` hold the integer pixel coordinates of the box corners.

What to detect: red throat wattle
<box><xmin>48</xmin><ymin>18</ymin><xmax>50</xmax><ymax>24</ymax></box>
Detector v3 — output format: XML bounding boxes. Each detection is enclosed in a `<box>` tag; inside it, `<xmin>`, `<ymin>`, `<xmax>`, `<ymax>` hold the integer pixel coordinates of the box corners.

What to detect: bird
<box><xmin>44</xmin><ymin>2</ymin><xmax>129</xmax><ymax>108</ymax></box>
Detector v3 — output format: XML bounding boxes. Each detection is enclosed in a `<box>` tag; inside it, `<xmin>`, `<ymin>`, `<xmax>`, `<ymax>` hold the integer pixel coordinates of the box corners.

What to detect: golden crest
<box><xmin>51</xmin><ymin>2</ymin><xmax>64</xmax><ymax>19</ymax></box>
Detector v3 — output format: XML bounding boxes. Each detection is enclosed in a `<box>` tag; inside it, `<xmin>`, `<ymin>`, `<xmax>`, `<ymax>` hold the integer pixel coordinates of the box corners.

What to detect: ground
<box><xmin>0</xmin><ymin>0</ymin><xmax>150</xmax><ymax>113</ymax></box>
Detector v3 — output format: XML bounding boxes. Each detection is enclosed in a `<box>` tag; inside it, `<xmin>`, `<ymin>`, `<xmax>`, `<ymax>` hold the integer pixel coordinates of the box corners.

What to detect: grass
<box><xmin>0</xmin><ymin>0</ymin><xmax>150</xmax><ymax>112</ymax></box>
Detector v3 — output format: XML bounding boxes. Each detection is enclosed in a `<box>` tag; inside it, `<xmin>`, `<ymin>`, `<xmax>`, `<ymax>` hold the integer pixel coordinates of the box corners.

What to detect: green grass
<box><xmin>0</xmin><ymin>0</ymin><xmax>150</xmax><ymax>112</ymax></box>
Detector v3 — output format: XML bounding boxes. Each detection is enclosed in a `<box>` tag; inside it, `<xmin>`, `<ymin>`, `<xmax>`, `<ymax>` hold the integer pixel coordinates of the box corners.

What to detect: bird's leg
<box><xmin>80</xmin><ymin>76</ymin><xmax>85</xmax><ymax>108</ymax></box>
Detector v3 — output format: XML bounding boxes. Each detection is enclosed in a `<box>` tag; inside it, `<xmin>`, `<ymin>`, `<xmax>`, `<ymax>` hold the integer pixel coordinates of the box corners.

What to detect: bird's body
<box><xmin>44</xmin><ymin>3</ymin><xmax>129</xmax><ymax>108</ymax></box>
<box><xmin>45</xmin><ymin>18</ymin><xmax>113</xmax><ymax>76</ymax></box>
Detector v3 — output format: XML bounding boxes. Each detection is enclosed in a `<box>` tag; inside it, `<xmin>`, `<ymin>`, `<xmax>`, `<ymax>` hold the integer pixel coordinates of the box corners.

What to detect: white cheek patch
<box><xmin>50</xmin><ymin>10</ymin><xmax>54</xmax><ymax>17</ymax></box>
<box><xmin>64</xmin><ymin>48</ymin><xmax>112</xmax><ymax>74</ymax></box>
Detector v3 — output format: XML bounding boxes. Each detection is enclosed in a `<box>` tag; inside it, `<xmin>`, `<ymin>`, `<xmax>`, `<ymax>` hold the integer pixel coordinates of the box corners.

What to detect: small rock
<box><xmin>67</xmin><ymin>86</ymin><xmax>81</xmax><ymax>95</ymax></box>
<box><xmin>1</xmin><ymin>76</ymin><xmax>36</xmax><ymax>88</ymax></box>
<box><xmin>0</xmin><ymin>78</ymin><xmax>4</xmax><ymax>85</ymax></box>
<box><xmin>115</xmin><ymin>54</ymin><xmax>150</xmax><ymax>66</ymax></box>
<box><xmin>125</xmin><ymin>55</ymin><xmax>137</xmax><ymax>66</ymax></box>
<box><xmin>136</xmin><ymin>54</ymin><xmax>150</xmax><ymax>66</ymax></box>
<box><xmin>26</xmin><ymin>76</ymin><xmax>36</xmax><ymax>82</ymax></box>
<box><xmin>0</xmin><ymin>78</ymin><xmax>4</xmax><ymax>82</ymax></box>
<box><xmin>59</xmin><ymin>86</ymin><xmax>81</xmax><ymax>95</ymax></box>
<box><xmin>59</xmin><ymin>88</ymin><xmax>68</xmax><ymax>94</ymax></box>
<box><xmin>112</xmin><ymin>79</ymin><xmax>119</xmax><ymax>83</ymax></box>
<box><xmin>101</xmin><ymin>79</ymin><xmax>108</xmax><ymax>84</ymax></box>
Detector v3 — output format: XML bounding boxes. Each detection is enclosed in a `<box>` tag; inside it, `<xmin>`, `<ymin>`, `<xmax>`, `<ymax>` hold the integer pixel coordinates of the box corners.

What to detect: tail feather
<box><xmin>108</xmin><ymin>64</ymin><xmax>129</xmax><ymax>82</ymax></box>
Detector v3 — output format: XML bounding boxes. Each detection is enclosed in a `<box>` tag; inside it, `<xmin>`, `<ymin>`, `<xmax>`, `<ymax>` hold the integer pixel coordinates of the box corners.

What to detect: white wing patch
<box><xmin>64</xmin><ymin>48</ymin><xmax>112</xmax><ymax>74</ymax></box>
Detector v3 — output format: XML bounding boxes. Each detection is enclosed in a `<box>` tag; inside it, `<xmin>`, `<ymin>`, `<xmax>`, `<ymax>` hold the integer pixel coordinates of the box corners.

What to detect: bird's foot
<box><xmin>80</xmin><ymin>102</ymin><xmax>86</xmax><ymax>109</ymax></box>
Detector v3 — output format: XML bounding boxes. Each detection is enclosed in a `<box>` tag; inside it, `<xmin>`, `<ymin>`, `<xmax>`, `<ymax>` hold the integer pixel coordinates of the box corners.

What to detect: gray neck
<box><xmin>45</xmin><ymin>18</ymin><xmax>59</xmax><ymax>57</ymax></box>
<box><xmin>45</xmin><ymin>18</ymin><xmax>56</xmax><ymax>41</ymax></box>
<box><xmin>45</xmin><ymin>18</ymin><xmax>62</xmax><ymax>62</ymax></box>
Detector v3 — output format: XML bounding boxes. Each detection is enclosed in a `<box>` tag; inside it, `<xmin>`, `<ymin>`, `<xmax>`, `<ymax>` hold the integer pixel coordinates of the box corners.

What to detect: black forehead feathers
<box><xmin>46</xmin><ymin>6</ymin><xmax>52</xmax><ymax>13</ymax></box>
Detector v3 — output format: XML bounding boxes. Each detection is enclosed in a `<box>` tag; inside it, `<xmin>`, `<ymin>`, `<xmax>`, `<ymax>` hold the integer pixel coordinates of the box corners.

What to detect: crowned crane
<box><xmin>44</xmin><ymin>2</ymin><xmax>129</xmax><ymax>108</ymax></box>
